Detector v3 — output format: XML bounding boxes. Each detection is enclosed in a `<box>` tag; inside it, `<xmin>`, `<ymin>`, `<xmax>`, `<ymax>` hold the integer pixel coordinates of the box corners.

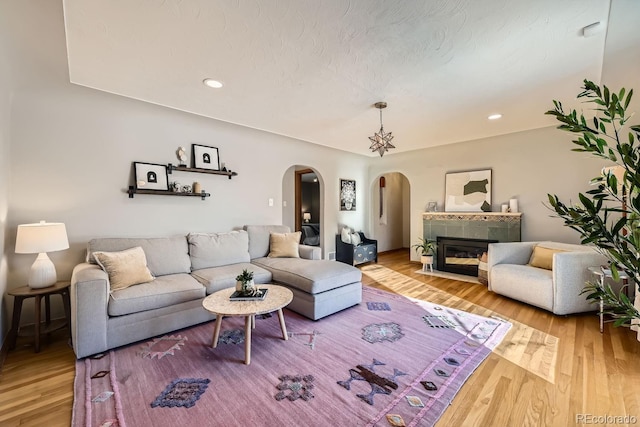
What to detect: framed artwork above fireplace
<box><xmin>444</xmin><ymin>169</ymin><xmax>492</xmax><ymax>212</ymax></box>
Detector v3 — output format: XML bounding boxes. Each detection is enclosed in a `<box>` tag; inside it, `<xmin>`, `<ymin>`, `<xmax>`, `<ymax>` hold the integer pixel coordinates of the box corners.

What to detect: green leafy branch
<box><xmin>546</xmin><ymin>79</ymin><xmax>640</xmax><ymax>324</ymax></box>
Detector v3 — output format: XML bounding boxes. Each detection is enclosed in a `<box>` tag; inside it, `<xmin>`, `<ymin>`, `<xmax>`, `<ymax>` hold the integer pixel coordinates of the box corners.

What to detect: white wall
<box><xmin>368</xmin><ymin>126</ymin><xmax>610</xmax><ymax>261</ymax></box>
<box><xmin>0</xmin><ymin>2</ymin><xmax>12</xmax><ymax>345</ymax></box>
<box><xmin>2</xmin><ymin>0</ymin><xmax>369</xmax><ymax>331</ymax></box>
<box><xmin>601</xmin><ymin>0</ymin><xmax>640</xmax><ymax>113</ymax></box>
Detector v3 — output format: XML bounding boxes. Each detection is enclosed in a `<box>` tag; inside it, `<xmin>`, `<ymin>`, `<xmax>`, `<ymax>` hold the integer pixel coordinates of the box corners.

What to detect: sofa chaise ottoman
<box><xmin>244</xmin><ymin>225</ymin><xmax>362</xmax><ymax>320</ymax></box>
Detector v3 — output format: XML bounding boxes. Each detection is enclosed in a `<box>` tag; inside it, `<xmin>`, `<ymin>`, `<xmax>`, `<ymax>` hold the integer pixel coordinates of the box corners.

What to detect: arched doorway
<box><xmin>282</xmin><ymin>165</ymin><xmax>324</xmax><ymax>249</ymax></box>
<box><xmin>370</xmin><ymin>172</ymin><xmax>411</xmax><ymax>254</ymax></box>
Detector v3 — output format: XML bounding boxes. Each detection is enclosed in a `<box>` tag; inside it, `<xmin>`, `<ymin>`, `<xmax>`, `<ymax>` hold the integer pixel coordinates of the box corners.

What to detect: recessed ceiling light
<box><xmin>488</xmin><ymin>114</ymin><xmax>502</xmax><ymax>120</ymax></box>
<box><xmin>203</xmin><ymin>79</ymin><xmax>223</xmax><ymax>89</ymax></box>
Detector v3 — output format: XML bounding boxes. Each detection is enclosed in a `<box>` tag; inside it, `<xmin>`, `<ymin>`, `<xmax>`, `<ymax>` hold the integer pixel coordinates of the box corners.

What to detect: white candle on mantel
<box><xmin>509</xmin><ymin>198</ymin><xmax>518</xmax><ymax>213</ymax></box>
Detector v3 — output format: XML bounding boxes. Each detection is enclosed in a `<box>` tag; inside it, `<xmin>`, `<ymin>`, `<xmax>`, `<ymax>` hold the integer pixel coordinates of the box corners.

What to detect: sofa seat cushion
<box><xmin>251</xmin><ymin>257</ymin><xmax>361</xmax><ymax>294</ymax></box>
<box><xmin>191</xmin><ymin>263</ymin><xmax>272</xmax><ymax>295</ymax></box>
<box><xmin>490</xmin><ymin>264</ymin><xmax>553</xmax><ymax>312</ymax></box>
<box><xmin>108</xmin><ymin>273</ymin><xmax>205</xmax><ymax>317</ymax></box>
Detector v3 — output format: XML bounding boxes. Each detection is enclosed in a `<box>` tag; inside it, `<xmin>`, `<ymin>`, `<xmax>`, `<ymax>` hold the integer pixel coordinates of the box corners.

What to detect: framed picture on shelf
<box><xmin>192</xmin><ymin>144</ymin><xmax>220</xmax><ymax>171</ymax></box>
<box><xmin>340</xmin><ymin>179</ymin><xmax>356</xmax><ymax>211</ymax></box>
<box><xmin>444</xmin><ymin>169</ymin><xmax>492</xmax><ymax>212</ymax></box>
<box><xmin>134</xmin><ymin>162</ymin><xmax>169</xmax><ymax>191</ymax></box>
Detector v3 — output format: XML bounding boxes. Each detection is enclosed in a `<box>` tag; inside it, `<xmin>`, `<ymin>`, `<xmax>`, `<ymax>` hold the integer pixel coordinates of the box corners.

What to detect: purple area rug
<box><xmin>73</xmin><ymin>286</ymin><xmax>510</xmax><ymax>427</ymax></box>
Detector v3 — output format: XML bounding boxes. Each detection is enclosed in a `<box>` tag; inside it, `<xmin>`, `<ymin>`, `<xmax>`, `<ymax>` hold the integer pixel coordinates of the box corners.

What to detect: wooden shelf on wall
<box><xmin>128</xmin><ymin>187</ymin><xmax>210</xmax><ymax>200</ymax></box>
<box><xmin>167</xmin><ymin>163</ymin><xmax>238</xmax><ymax>179</ymax></box>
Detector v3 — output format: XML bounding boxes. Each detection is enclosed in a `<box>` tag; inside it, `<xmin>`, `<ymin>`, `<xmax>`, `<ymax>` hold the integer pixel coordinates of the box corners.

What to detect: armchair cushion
<box><xmin>340</xmin><ymin>227</ymin><xmax>352</xmax><ymax>244</ymax></box>
<box><xmin>350</xmin><ymin>232</ymin><xmax>361</xmax><ymax>246</ymax></box>
<box><xmin>528</xmin><ymin>245</ymin><xmax>566</xmax><ymax>270</ymax></box>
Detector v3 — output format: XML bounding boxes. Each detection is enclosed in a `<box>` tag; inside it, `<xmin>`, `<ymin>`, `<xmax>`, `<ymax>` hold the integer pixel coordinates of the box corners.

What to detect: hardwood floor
<box><xmin>1</xmin><ymin>249</ymin><xmax>639</xmax><ymax>426</ymax></box>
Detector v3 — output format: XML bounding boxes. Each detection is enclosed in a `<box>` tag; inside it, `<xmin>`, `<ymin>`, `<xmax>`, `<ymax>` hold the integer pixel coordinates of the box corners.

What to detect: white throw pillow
<box><xmin>93</xmin><ymin>246</ymin><xmax>155</xmax><ymax>291</ymax></box>
<box><xmin>350</xmin><ymin>232</ymin><xmax>361</xmax><ymax>246</ymax></box>
<box><xmin>340</xmin><ymin>227</ymin><xmax>352</xmax><ymax>244</ymax></box>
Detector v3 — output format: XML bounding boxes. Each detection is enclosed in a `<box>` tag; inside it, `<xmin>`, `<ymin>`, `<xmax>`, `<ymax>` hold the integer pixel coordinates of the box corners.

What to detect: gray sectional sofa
<box><xmin>70</xmin><ymin>225</ymin><xmax>362</xmax><ymax>358</ymax></box>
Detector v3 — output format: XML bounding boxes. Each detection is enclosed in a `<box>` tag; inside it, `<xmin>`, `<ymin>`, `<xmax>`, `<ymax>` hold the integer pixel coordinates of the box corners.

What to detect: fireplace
<box><xmin>437</xmin><ymin>237</ymin><xmax>497</xmax><ymax>276</ymax></box>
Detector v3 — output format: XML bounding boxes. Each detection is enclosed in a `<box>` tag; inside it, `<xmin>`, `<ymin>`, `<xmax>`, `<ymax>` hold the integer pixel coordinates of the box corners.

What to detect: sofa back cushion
<box><xmin>188</xmin><ymin>230</ymin><xmax>250</xmax><ymax>270</ymax></box>
<box><xmin>87</xmin><ymin>236</ymin><xmax>191</xmax><ymax>277</ymax></box>
<box><xmin>243</xmin><ymin>225</ymin><xmax>291</xmax><ymax>259</ymax></box>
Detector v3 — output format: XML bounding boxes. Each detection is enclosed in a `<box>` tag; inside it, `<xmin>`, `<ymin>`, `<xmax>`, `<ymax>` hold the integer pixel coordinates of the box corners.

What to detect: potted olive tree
<box><xmin>547</xmin><ymin>79</ymin><xmax>640</xmax><ymax>327</ymax></box>
<box><xmin>412</xmin><ymin>237</ymin><xmax>437</xmax><ymax>272</ymax></box>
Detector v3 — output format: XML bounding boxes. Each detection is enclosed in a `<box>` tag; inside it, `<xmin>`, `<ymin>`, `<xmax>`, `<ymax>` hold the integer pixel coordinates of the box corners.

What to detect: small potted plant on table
<box><xmin>235</xmin><ymin>269</ymin><xmax>258</xmax><ymax>296</ymax></box>
<box><xmin>412</xmin><ymin>238</ymin><xmax>436</xmax><ymax>272</ymax></box>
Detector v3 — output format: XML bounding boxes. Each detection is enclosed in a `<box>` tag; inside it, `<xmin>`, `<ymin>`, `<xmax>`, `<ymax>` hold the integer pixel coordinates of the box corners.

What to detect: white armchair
<box><xmin>487</xmin><ymin>241</ymin><xmax>608</xmax><ymax>315</ymax></box>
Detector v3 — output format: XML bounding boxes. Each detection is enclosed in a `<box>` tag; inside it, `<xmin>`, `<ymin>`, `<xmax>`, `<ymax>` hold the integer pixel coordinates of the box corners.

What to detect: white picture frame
<box><xmin>192</xmin><ymin>144</ymin><xmax>220</xmax><ymax>170</ymax></box>
<box><xmin>134</xmin><ymin>162</ymin><xmax>169</xmax><ymax>191</ymax></box>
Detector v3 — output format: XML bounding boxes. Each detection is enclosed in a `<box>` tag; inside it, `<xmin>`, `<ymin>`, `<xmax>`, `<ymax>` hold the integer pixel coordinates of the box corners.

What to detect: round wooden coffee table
<box><xmin>202</xmin><ymin>284</ymin><xmax>293</xmax><ymax>365</ymax></box>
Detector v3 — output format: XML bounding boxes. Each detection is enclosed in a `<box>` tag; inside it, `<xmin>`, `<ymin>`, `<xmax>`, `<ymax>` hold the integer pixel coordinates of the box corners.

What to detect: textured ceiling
<box><xmin>62</xmin><ymin>0</ymin><xmax>614</xmax><ymax>156</ymax></box>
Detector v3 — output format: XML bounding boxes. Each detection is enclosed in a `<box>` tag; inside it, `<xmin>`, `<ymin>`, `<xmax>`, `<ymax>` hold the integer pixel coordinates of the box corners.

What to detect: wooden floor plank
<box><xmin>1</xmin><ymin>248</ymin><xmax>639</xmax><ymax>426</ymax></box>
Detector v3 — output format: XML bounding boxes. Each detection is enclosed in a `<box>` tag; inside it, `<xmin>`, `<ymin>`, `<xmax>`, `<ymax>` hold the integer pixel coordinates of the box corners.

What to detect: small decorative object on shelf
<box><xmin>181</xmin><ymin>185</ymin><xmax>192</xmax><ymax>193</ymax></box>
<box><xmin>193</xmin><ymin>182</ymin><xmax>202</xmax><ymax>193</ymax></box>
<box><xmin>176</xmin><ymin>146</ymin><xmax>188</xmax><ymax>167</ymax></box>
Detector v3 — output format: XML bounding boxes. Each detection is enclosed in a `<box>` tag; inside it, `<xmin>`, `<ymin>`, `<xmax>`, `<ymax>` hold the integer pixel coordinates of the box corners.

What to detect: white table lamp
<box><xmin>303</xmin><ymin>213</ymin><xmax>311</xmax><ymax>223</ymax></box>
<box><xmin>15</xmin><ymin>221</ymin><xmax>69</xmax><ymax>288</ymax></box>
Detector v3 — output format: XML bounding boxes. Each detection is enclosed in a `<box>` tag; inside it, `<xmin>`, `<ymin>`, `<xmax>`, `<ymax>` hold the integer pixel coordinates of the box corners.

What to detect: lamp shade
<box><xmin>15</xmin><ymin>221</ymin><xmax>69</xmax><ymax>254</ymax></box>
<box><xmin>303</xmin><ymin>213</ymin><xmax>311</xmax><ymax>222</ymax></box>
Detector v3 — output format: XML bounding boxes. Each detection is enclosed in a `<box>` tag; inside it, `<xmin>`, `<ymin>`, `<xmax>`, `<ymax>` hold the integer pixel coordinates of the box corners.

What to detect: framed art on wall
<box><xmin>445</xmin><ymin>169</ymin><xmax>492</xmax><ymax>212</ymax></box>
<box><xmin>340</xmin><ymin>179</ymin><xmax>356</xmax><ymax>211</ymax></box>
<box><xmin>192</xmin><ymin>144</ymin><xmax>220</xmax><ymax>170</ymax></box>
<box><xmin>134</xmin><ymin>162</ymin><xmax>169</xmax><ymax>191</ymax></box>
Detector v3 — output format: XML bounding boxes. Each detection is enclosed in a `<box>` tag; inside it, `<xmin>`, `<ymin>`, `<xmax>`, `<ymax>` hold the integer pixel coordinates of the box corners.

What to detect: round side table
<box><xmin>7</xmin><ymin>281</ymin><xmax>71</xmax><ymax>353</ymax></box>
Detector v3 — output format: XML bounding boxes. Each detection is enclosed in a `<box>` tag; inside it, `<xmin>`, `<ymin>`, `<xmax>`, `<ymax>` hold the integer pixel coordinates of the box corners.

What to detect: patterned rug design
<box><xmin>73</xmin><ymin>286</ymin><xmax>511</xmax><ymax>426</ymax></box>
<box><xmin>365</xmin><ymin>264</ymin><xmax>559</xmax><ymax>383</ymax></box>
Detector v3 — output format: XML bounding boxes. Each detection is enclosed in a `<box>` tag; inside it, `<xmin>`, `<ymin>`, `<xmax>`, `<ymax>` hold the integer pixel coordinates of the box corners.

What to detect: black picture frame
<box><xmin>192</xmin><ymin>144</ymin><xmax>220</xmax><ymax>171</ymax></box>
<box><xmin>340</xmin><ymin>179</ymin><xmax>356</xmax><ymax>211</ymax></box>
<box><xmin>134</xmin><ymin>162</ymin><xmax>169</xmax><ymax>191</ymax></box>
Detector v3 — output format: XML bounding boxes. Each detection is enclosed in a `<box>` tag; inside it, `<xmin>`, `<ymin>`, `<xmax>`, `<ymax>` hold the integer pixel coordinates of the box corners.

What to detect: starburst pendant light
<box><xmin>368</xmin><ymin>102</ymin><xmax>395</xmax><ymax>157</ymax></box>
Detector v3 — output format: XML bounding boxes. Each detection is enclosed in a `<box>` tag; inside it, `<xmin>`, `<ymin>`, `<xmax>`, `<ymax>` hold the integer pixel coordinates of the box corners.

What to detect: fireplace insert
<box><xmin>436</xmin><ymin>237</ymin><xmax>497</xmax><ymax>276</ymax></box>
